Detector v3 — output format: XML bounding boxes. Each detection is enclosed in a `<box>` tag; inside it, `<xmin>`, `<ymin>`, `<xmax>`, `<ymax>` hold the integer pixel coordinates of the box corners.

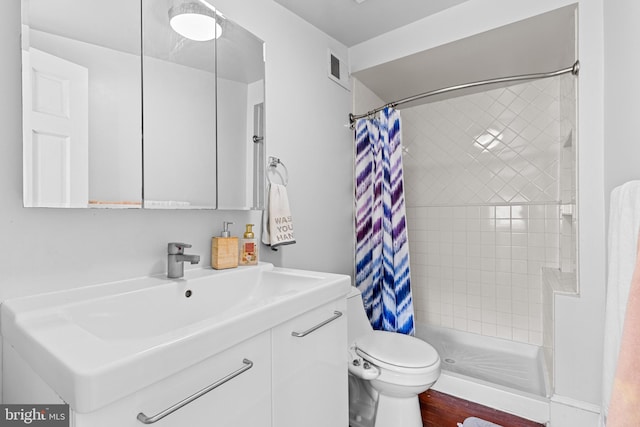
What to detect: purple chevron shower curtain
<box><xmin>355</xmin><ymin>107</ymin><xmax>415</xmax><ymax>335</ymax></box>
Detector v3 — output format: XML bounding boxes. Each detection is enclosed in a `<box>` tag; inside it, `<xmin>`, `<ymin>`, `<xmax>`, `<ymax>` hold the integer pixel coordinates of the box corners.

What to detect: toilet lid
<box><xmin>355</xmin><ymin>330</ymin><xmax>439</xmax><ymax>369</ymax></box>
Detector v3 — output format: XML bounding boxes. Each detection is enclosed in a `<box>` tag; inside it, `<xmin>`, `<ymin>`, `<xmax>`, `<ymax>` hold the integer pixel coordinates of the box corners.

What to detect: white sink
<box><xmin>1</xmin><ymin>263</ymin><xmax>351</xmax><ymax>413</ymax></box>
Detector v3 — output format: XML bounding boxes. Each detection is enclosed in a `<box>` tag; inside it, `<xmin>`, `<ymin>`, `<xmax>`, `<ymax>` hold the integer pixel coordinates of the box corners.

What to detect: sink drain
<box><xmin>444</xmin><ymin>358</ymin><xmax>456</xmax><ymax>364</ymax></box>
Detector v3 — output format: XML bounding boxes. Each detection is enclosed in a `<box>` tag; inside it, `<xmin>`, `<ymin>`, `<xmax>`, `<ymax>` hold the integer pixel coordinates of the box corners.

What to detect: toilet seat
<box><xmin>354</xmin><ymin>330</ymin><xmax>439</xmax><ymax>374</ymax></box>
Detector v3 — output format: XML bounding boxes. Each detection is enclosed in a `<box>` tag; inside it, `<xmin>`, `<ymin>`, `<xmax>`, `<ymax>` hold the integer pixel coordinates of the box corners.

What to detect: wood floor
<box><xmin>419</xmin><ymin>390</ymin><xmax>545</xmax><ymax>427</ymax></box>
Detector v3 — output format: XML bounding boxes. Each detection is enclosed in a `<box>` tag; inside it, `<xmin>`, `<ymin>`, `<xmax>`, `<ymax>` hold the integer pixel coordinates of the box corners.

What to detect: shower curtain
<box><xmin>355</xmin><ymin>107</ymin><xmax>415</xmax><ymax>335</ymax></box>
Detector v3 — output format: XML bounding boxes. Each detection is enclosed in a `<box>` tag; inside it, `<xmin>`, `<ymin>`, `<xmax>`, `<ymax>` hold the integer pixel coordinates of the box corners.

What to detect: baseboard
<box><xmin>549</xmin><ymin>394</ymin><xmax>601</xmax><ymax>427</ymax></box>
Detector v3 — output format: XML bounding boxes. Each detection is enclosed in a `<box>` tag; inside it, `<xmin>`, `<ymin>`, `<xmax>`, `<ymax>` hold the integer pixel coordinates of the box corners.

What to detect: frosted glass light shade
<box><xmin>169</xmin><ymin>3</ymin><xmax>222</xmax><ymax>41</ymax></box>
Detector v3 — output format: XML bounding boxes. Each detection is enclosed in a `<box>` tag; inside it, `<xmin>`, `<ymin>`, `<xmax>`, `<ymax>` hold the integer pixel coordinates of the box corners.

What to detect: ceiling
<box><xmin>352</xmin><ymin>4</ymin><xmax>577</xmax><ymax>110</ymax></box>
<box><xmin>273</xmin><ymin>0</ymin><xmax>471</xmax><ymax>47</ymax></box>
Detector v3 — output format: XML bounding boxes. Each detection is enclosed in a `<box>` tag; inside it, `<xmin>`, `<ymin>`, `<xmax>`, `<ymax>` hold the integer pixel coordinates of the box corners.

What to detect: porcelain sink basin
<box><xmin>66</xmin><ymin>267</ymin><xmax>330</xmax><ymax>341</ymax></box>
<box><xmin>1</xmin><ymin>263</ymin><xmax>351</xmax><ymax>413</ymax></box>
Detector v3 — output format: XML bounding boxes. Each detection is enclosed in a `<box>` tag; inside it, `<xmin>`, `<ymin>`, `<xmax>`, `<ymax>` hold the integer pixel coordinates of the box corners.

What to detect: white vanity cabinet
<box><xmin>3</xmin><ymin>300</ymin><xmax>350</xmax><ymax>427</ymax></box>
<box><xmin>1</xmin><ymin>264</ymin><xmax>352</xmax><ymax>427</ymax></box>
<box><xmin>272</xmin><ymin>298</ymin><xmax>348</xmax><ymax>427</ymax></box>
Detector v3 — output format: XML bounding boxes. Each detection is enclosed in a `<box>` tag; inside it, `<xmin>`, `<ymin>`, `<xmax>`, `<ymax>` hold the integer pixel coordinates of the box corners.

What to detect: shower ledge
<box><xmin>542</xmin><ymin>267</ymin><xmax>577</xmax><ymax>296</ymax></box>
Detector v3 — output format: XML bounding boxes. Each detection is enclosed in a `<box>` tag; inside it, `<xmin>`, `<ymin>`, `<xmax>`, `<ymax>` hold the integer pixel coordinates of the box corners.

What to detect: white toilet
<box><xmin>347</xmin><ymin>287</ymin><xmax>440</xmax><ymax>427</ymax></box>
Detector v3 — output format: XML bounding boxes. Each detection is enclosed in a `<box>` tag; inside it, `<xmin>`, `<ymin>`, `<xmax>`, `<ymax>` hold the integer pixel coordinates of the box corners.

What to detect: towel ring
<box><xmin>267</xmin><ymin>156</ymin><xmax>289</xmax><ymax>186</ymax></box>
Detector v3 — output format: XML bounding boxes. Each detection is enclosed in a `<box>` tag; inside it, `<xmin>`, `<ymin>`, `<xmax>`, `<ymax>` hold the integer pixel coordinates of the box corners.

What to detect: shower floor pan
<box><xmin>416</xmin><ymin>323</ymin><xmax>550</xmax><ymax>422</ymax></box>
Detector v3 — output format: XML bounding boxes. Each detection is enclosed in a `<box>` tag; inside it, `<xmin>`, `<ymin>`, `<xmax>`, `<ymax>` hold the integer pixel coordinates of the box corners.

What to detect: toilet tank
<box><xmin>347</xmin><ymin>287</ymin><xmax>374</xmax><ymax>345</ymax></box>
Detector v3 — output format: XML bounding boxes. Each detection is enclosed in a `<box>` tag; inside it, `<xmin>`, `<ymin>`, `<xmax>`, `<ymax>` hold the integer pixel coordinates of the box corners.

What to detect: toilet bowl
<box><xmin>347</xmin><ymin>287</ymin><xmax>440</xmax><ymax>427</ymax></box>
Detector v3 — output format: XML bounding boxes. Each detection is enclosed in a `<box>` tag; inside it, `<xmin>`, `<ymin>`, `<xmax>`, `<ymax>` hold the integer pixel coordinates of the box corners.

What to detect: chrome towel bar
<box><xmin>136</xmin><ymin>358</ymin><xmax>254</xmax><ymax>424</ymax></box>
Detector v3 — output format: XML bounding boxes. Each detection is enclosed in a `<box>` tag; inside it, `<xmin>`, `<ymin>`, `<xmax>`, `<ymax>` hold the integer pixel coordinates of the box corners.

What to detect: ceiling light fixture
<box><xmin>168</xmin><ymin>2</ymin><xmax>222</xmax><ymax>42</ymax></box>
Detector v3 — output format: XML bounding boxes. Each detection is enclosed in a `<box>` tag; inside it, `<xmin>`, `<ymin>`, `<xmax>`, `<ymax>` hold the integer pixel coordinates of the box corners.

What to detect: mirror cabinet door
<box><xmin>142</xmin><ymin>0</ymin><xmax>218</xmax><ymax>209</ymax></box>
<box><xmin>22</xmin><ymin>0</ymin><xmax>142</xmax><ymax>208</ymax></box>
<box><xmin>216</xmin><ymin>17</ymin><xmax>265</xmax><ymax>210</ymax></box>
<box><xmin>22</xmin><ymin>0</ymin><xmax>265</xmax><ymax>210</ymax></box>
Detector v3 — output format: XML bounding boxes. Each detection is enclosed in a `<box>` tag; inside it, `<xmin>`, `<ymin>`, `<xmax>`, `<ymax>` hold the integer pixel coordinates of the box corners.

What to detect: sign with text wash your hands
<box><xmin>0</xmin><ymin>405</ymin><xmax>69</xmax><ymax>426</ymax></box>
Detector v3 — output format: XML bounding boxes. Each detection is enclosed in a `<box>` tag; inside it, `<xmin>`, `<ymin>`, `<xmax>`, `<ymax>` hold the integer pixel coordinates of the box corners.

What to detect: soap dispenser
<box><xmin>211</xmin><ymin>221</ymin><xmax>239</xmax><ymax>270</ymax></box>
<box><xmin>239</xmin><ymin>223</ymin><xmax>258</xmax><ymax>266</ymax></box>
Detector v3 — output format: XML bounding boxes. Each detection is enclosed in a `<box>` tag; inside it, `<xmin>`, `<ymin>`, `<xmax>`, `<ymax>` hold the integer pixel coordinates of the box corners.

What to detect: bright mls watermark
<box><xmin>0</xmin><ymin>405</ymin><xmax>68</xmax><ymax>426</ymax></box>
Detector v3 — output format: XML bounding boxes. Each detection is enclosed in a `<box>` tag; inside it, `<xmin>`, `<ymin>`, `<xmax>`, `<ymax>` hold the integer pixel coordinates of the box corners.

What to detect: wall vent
<box><xmin>327</xmin><ymin>49</ymin><xmax>350</xmax><ymax>90</ymax></box>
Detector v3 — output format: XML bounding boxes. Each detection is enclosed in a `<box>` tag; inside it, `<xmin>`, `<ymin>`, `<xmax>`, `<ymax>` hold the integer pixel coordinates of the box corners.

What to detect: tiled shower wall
<box><xmin>403</xmin><ymin>75</ymin><xmax>575</xmax><ymax>346</ymax></box>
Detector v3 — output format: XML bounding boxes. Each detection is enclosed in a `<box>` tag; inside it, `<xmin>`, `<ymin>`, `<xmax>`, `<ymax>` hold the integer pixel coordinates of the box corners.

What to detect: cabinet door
<box><xmin>272</xmin><ymin>298</ymin><xmax>348</xmax><ymax>427</ymax></box>
<box><xmin>73</xmin><ymin>331</ymin><xmax>272</xmax><ymax>427</ymax></box>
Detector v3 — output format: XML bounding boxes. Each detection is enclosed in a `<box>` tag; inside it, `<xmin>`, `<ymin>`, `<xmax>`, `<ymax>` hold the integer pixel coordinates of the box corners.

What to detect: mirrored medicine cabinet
<box><xmin>21</xmin><ymin>0</ymin><xmax>265</xmax><ymax>210</ymax></box>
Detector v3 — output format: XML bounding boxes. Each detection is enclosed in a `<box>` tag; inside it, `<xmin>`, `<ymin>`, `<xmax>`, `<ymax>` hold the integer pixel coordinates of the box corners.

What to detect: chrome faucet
<box><xmin>167</xmin><ymin>242</ymin><xmax>200</xmax><ymax>279</ymax></box>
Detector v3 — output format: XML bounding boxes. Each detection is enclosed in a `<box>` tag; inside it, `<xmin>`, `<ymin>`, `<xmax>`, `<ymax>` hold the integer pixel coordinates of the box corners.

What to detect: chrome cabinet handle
<box><xmin>137</xmin><ymin>359</ymin><xmax>253</xmax><ymax>424</ymax></box>
<box><xmin>291</xmin><ymin>311</ymin><xmax>342</xmax><ymax>338</ymax></box>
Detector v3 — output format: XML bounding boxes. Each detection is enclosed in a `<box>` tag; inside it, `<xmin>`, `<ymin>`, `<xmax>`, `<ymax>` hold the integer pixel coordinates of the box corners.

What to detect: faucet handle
<box><xmin>168</xmin><ymin>242</ymin><xmax>191</xmax><ymax>255</ymax></box>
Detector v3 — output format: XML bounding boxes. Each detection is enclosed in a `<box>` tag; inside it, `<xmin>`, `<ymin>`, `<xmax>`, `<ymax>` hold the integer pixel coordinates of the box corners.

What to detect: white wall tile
<box><xmin>406</xmin><ymin>76</ymin><xmax>575</xmax><ymax>347</ymax></box>
<box><xmin>497</xmin><ymin>325</ymin><xmax>513</xmax><ymax>340</ymax></box>
<box><xmin>482</xmin><ymin>323</ymin><xmax>498</xmax><ymax>337</ymax></box>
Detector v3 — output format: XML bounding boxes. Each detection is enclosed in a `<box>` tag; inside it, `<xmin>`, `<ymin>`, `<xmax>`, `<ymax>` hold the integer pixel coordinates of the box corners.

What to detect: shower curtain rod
<box><xmin>349</xmin><ymin>60</ymin><xmax>580</xmax><ymax>126</ymax></box>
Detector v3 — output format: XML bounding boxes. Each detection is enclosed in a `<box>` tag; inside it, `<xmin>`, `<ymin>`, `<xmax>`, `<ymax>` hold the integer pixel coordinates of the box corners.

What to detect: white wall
<box><xmin>353</xmin><ymin>78</ymin><xmax>385</xmax><ymax>114</ymax></box>
<box><xmin>603</xmin><ymin>1</ymin><xmax>640</xmax><ymax>198</ymax></box>
<box><xmin>211</xmin><ymin>0</ymin><xmax>354</xmax><ymax>273</ymax></box>
<box><xmin>350</xmin><ymin>0</ymin><xmax>606</xmax><ymax>411</ymax></box>
<box><xmin>0</xmin><ymin>0</ymin><xmax>353</xmax><ymax>298</ymax></box>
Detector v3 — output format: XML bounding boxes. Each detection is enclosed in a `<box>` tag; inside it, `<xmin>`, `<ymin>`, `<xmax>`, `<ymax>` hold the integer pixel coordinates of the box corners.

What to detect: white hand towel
<box><xmin>262</xmin><ymin>183</ymin><xmax>296</xmax><ymax>248</ymax></box>
<box><xmin>601</xmin><ymin>180</ymin><xmax>640</xmax><ymax>424</ymax></box>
